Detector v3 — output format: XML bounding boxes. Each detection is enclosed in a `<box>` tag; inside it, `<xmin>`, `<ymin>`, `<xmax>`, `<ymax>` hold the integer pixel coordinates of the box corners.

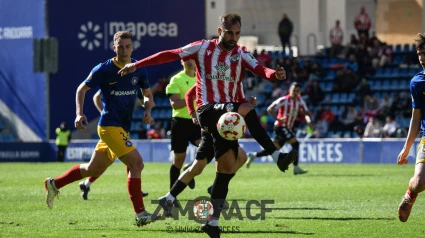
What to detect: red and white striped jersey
<box><xmin>354</xmin><ymin>13</ymin><xmax>371</xmax><ymax>30</ymax></box>
<box><xmin>271</xmin><ymin>95</ymin><xmax>308</xmax><ymax>129</ymax></box>
<box><xmin>330</xmin><ymin>26</ymin><xmax>343</xmax><ymax>45</ymax></box>
<box><xmin>178</xmin><ymin>39</ymin><xmax>274</xmax><ymax>109</ymax></box>
<box><xmin>134</xmin><ymin>38</ymin><xmax>279</xmax><ymax>109</ymax></box>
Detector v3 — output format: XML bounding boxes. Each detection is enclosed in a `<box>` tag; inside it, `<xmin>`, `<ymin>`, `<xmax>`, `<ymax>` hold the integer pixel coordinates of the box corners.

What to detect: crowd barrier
<box><xmin>0</xmin><ymin>138</ymin><xmax>417</xmax><ymax>164</ymax></box>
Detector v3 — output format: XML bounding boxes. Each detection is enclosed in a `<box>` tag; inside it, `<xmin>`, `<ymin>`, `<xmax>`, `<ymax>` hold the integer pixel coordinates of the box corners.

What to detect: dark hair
<box><xmin>219</xmin><ymin>13</ymin><xmax>242</xmax><ymax>28</ymax></box>
<box><xmin>415</xmin><ymin>33</ymin><xmax>425</xmax><ymax>50</ymax></box>
<box><xmin>290</xmin><ymin>82</ymin><xmax>301</xmax><ymax>88</ymax></box>
<box><xmin>113</xmin><ymin>31</ymin><xmax>133</xmax><ymax>44</ymax></box>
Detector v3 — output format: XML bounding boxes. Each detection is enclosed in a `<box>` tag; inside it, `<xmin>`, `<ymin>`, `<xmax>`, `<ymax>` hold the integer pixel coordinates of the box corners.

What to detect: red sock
<box><xmin>128</xmin><ymin>178</ymin><xmax>145</xmax><ymax>214</ymax></box>
<box><xmin>54</xmin><ymin>165</ymin><xmax>83</xmax><ymax>189</ymax></box>
<box><xmin>407</xmin><ymin>188</ymin><xmax>418</xmax><ymax>200</ymax></box>
<box><xmin>88</xmin><ymin>176</ymin><xmax>98</xmax><ymax>183</ymax></box>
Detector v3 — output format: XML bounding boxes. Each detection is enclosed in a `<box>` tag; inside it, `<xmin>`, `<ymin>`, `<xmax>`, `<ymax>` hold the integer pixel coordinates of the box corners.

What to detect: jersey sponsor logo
<box><xmin>131</xmin><ymin>77</ymin><xmax>138</xmax><ymax>85</ymax></box>
<box><xmin>214</xmin><ymin>62</ymin><xmax>230</xmax><ymax>75</ymax></box>
<box><xmin>230</xmin><ymin>54</ymin><xmax>239</xmax><ymax>62</ymax></box>
<box><xmin>109</xmin><ymin>82</ymin><xmax>117</xmax><ymax>85</ymax></box>
<box><xmin>78</xmin><ymin>20</ymin><xmax>178</xmax><ymax>51</ymax></box>
<box><xmin>110</xmin><ymin>90</ymin><xmax>137</xmax><ymax>96</ymax></box>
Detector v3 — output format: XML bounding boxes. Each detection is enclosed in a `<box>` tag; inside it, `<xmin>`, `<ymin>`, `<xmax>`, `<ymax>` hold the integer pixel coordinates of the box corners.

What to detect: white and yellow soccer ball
<box><xmin>217</xmin><ymin>112</ymin><xmax>246</xmax><ymax>140</ymax></box>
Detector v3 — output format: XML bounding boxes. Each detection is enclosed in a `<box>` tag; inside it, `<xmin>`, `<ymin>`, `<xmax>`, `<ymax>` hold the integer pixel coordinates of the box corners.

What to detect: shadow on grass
<box><xmin>274</xmin><ymin>216</ymin><xmax>394</xmax><ymax>221</ymax></box>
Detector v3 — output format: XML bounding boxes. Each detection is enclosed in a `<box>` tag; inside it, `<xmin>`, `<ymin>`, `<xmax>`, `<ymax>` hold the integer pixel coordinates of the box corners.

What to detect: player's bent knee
<box><xmin>238</xmin><ymin>103</ymin><xmax>254</xmax><ymax>117</ymax></box>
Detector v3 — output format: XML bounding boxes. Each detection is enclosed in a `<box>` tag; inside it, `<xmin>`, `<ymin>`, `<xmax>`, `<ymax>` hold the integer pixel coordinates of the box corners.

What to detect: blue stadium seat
<box><xmin>381</xmin><ymin>80</ymin><xmax>390</xmax><ymax>90</ymax></box>
<box><xmin>339</xmin><ymin>93</ymin><xmax>348</xmax><ymax>103</ymax></box>
<box><xmin>324</xmin><ymin>70</ymin><xmax>335</xmax><ymax>81</ymax></box>
<box><xmin>330</xmin><ymin>93</ymin><xmax>339</xmax><ymax>103</ymax></box>
<box><xmin>382</xmin><ymin>67</ymin><xmax>392</xmax><ymax>78</ymax></box>
<box><xmin>412</xmin><ymin>43</ymin><xmax>416</xmax><ymax>52</ymax></box>
<box><xmin>374</xmin><ymin>68</ymin><xmax>383</xmax><ymax>78</ymax></box>
<box><xmin>390</xmin><ymin>68</ymin><xmax>399</xmax><ymax>78</ymax></box>
<box><xmin>403</xmin><ymin>44</ymin><xmax>410</xmax><ymax>52</ymax></box>
<box><xmin>409</xmin><ymin>68</ymin><xmax>419</xmax><ymax>76</ymax></box>
<box><xmin>264</xmin><ymin>83</ymin><xmax>273</xmax><ymax>94</ymax></box>
<box><xmin>399</xmin><ymin>68</ymin><xmax>409</xmax><ymax>78</ymax></box>
<box><xmin>395</xmin><ymin>44</ymin><xmax>402</xmax><ymax>53</ymax></box>
<box><xmin>388</xmin><ymin>44</ymin><xmax>394</xmax><ymax>51</ymax></box>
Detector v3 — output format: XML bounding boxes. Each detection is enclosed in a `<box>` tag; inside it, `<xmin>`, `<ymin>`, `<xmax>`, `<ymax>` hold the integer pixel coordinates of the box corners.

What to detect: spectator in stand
<box><xmin>363</xmin><ymin>94</ymin><xmax>380</xmax><ymax>123</ymax></box>
<box><xmin>369</xmin><ymin>39</ymin><xmax>382</xmax><ymax>68</ymax></box>
<box><xmin>304</xmin><ymin>80</ymin><xmax>324</xmax><ymax>105</ymax></box>
<box><xmin>377</xmin><ymin>93</ymin><xmax>394</xmax><ymax>118</ymax></box>
<box><xmin>147</xmin><ymin>121</ymin><xmax>165</xmax><ymax>139</ymax></box>
<box><xmin>333</xmin><ymin>67</ymin><xmax>359</xmax><ymax>92</ymax></box>
<box><xmin>271</xmin><ymin>81</ymin><xmax>284</xmax><ymax>99</ymax></box>
<box><xmin>313</xmin><ymin>118</ymin><xmax>328</xmax><ymax>138</ymax></box>
<box><xmin>377</xmin><ymin>43</ymin><xmax>392</xmax><ymax>67</ymax></box>
<box><xmin>354</xmin><ymin>6</ymin><xmax>372</xmax><ymax>38</ymax></box>
<box><xmin>329</xmin><ymin>20</ymin><xmax>344</xmax><ymax>58</ymax></box>
<box><xmin>345</xmin><ymin>54</ymin><xmax>359</xmax><ymax>72</ymax></box>
<box><xmin>354</xmin><ymin>78</ymin><xmax>373</xmax><ymax>106</ymax></box>
<box><xmin>308</xmin><ymin>62</ymin><xmax>325</xmax><ymax>81</ymax></box>
<box><xmin>392</xmin><ymin>91</ymin><xmax>412</xmax><ymax>118</ymax></box>
<box><xmin>350</xmin><ymin>34</ymin><xmax>359</xmax><ymax>46</ymax></box>
<box><xmin>355</xmin><ymin>43</ymin><xmax>371</xmax><ymax>77</ymax></box>
<box><xmin>257</xmin><ymin>49</ymin><xmax>272</xmax><ymax>68</ymax></box>
<box><xmin>368</xmin><ymin>31</ymin><xmax>381</xmax><ymax>46</ymax></box>
<box><xmin>277</xmin><ymin>13</ymin><xmax>293</xmax><ymax>53</ymax></box>
<box><xmin>363</xmin><ymin>116</ymin><xmax>382</xmax><ymax>138</ymax></box>
<box><xmin>152</xmin><ymin>76</ymin><xmax>169</xmax><ymax>97</ymax></box>
<box><xmin>382</xmin><ymin>115</ymin><xmax>399</xmax><ymax>138</ymax></box>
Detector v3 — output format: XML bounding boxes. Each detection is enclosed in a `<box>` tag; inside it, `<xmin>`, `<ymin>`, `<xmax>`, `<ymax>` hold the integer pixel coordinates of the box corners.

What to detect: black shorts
<box><xmin>196</xmin><ymin>130</ymin><xmax>215</xmax><ymax>164</ymax></box>
<box><xmin>170</xmin><ymin>117</ymin><xmax>201</xmax><ymax>153</ymax></box>
<box><xmin>197</xmin><ymin>103</ymin><xmax>241</xmax><ymax>160</ymax></box>
<box><xmin>273</xmin><ymin>126</ymin><xmax>295</xmax><ymax>147</ymax></box>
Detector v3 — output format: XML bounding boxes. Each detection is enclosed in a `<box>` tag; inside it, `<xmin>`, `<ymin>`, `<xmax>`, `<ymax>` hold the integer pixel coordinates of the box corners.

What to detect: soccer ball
<box><xmin>217</xmin><ymin>112</ymin><xmax>246</xmax><ymax>140</ymax></box>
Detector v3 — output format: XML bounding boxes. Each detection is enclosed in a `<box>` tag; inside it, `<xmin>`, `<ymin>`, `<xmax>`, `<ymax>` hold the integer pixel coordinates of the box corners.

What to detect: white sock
<box><xmin>271</xmin><ymin>151</ymin><xmax>280</xmax><ymax>163</ymax></box>
<box><xmin>165</xmin><ymin>192</ymin><xmax>175</xmax><ymax>202</ymax></box>
<box><xmin>207</xmin><ymin>218</ymin><xmax>219</xmax><ymax>226</ymax></box>
<box><xmin>84</xmin><ymin>179</ymin><xmax>92</xmax><ymax>187</ymax></box>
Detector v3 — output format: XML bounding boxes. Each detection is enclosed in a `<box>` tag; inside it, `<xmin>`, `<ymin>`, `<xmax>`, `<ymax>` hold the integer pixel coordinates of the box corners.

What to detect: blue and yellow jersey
<box><xmin>410</xmin><ymin>70</ymin><xmax>425</xmax><ymax>137</ymax></box>
<box><xmin>85</xmin><ymin>57</ymin><xmax>150</xmax><ymax>132</ymax></box>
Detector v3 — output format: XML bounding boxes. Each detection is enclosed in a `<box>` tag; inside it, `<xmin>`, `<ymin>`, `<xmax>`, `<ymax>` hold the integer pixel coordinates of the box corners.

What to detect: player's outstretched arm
<box><xmin>118</xmin><ymin>50</ymin><xmax>181</xmax><ymax>76</ymax></box>
<box><xmin>75</xmin><ymin>82</ymin><xmax>90</xmax><ymax>130</ymax></box>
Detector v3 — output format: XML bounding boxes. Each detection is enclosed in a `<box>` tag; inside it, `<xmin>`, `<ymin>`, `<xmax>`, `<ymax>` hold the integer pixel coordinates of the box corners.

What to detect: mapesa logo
<box><xmin>78</xmin><ymin>21</ymin><xmax>178</xmax><ymax>51</ymax></box>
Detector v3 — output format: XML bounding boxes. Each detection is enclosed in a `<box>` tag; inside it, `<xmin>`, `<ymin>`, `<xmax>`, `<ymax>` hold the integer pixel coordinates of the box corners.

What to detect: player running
<box><xmin>246</xmin><ymin>82</ymin><xmax>312</xmax><ymax>175</ymax></box>
<box><xmin>44</xmin><ymin>31</ymin><xmax>160</xmax><ymax>227</ymax></box>
<box><xmin>397</xmin><ymin>33</ymin><xmax>425</xmax><ymax>222</ymax></box>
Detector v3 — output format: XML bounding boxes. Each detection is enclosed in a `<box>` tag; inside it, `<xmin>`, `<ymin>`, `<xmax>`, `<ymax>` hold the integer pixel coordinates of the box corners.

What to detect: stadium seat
<box><xmin>324</xmin><ymin>70</ymin><xmax>336</xmax><ymax>81</ymax></box>
<box><xmin>381</xmin><ymin>80</ymin><xmax>390</xmax><ymax>90</ymax></box>
<box><xmin>388</xmin><ymin>44</ymin><xmax>394</xmax><ymax>51</ymax></box>
<box><xmin>403</xmin><ymin>44</ymin><xmax>410</xmax><ymax>52</ymax></box>
<box><xmin>374</xmin><ymin>68</ymin><xmax>383</xmax><ymax>78</ymax></box>
<box><xmin>339</xmin><ymin>93</ymin><xmax>348</xmax><ymax>103</ymax></box>
<box><xmin>390</xmin><ymin>68</ymin><xmax>399</xmax><ymax>78</ymax></box>
<box><xmin>395</xmin><ymin>44</ymin><xmax>402</xmax><ymax>53</ymax></box>
<box><xmin>399</xmin><ymin>68</ymin><xmax>409</xmax><ymax>78</ymax></box>
<box><xmin>330</xmin><ymin>93</ymin><xmax>339</xmax><ymax>103</ymax></box>
<box><xmin>411</xmin><ymin>43</ymin><xmax>416</xmax><ymax>52</ymax></box>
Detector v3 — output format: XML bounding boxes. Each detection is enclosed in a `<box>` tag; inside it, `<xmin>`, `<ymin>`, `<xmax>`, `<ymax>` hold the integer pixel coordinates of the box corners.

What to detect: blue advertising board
<box><xmin>48</xmin><ymin>0</ymin><xmax>206</xmax><ymax>139</ymax></box>
<box><xmin>0</xmin><ymin>0</ymin><xmax>46</xmax><ymax>140</ymax></box>
<box><xmin>0</xmin><ymin>139</ymin><xmax>415</xmax><ymax>163</ymax></box>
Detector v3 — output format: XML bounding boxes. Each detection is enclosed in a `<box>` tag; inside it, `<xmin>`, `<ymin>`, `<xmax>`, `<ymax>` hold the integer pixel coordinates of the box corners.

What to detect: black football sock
<box><xmin>170</xmin><ymin>180</ymin><xmax>187</xmax><ymax>198</ymax></box>
<box><xmin>255</xmin><ymin>149</ymin><xmax>270</xmax><ymax>157</ymax></box>
<box><xmin>170</xmin><ymin>164</ymin><xmax>180</xmax><ymax>189</ymax></box>
<box><xmin>244</xmin><ymin>109</ymin><xmax>277</xmax><ymax>155</ymax></box>
<box><xmin>210</xmin><ymin>172</ymin><xmax>233</xmax><ymax>219</ymax></box>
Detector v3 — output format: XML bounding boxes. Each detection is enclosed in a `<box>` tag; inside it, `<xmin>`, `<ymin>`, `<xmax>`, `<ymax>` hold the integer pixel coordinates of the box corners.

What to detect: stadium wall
<box><xmin>47</xmin><ymin>0</ymin><xmax>206</xmax><ymax>140</ymax></box>
<box><xmin>0</xmin><ymin>139</ymin><xmax>414</xmax><ymax>164</ymax></box>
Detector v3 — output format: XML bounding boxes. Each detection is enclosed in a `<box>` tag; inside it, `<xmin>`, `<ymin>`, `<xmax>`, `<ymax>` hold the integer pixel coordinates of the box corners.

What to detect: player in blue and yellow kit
<box><xmin>44</xmin><ymin>31</ymin><xmax>160</xmax><ymax>226</ymax></box>
<box><xmin>397</xmin><ymin>33</ymin><xmax>425</xmax><ymax>222</ymax></box>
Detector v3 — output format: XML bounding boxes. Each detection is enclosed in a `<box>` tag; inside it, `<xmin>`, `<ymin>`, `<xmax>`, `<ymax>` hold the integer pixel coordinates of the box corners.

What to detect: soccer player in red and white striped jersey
<box><xmin>118</xmin><ymin>13</ymin><xmax>297</xmax><ymax>237</ymax></box>
<box><xmin>246</xmin><ymin>82</ymin><xmax>313</xmax><ymax>175</ymax></box>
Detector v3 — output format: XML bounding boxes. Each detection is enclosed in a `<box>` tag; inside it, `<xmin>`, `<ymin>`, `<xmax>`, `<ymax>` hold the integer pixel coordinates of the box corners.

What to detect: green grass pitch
<box><xmin>0</xmin><ymin>162</ymin><xmax>423</xmax><ymax>237</ymax></box>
